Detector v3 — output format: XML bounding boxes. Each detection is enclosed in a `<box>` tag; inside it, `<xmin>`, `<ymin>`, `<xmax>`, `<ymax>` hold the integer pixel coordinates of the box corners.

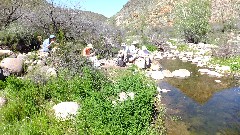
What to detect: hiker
<box><xmin>42</xmin><ymin>35</ymin><xmax>56</xmax><ymax>52</ymax></box>
<box><xmin>82</xmin><ymin>44</ymin><xmax>95</xmax><ymax>57</ymax></box>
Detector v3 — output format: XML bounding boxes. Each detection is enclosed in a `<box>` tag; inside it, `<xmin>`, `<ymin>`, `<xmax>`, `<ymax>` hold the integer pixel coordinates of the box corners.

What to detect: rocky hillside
<box><xmin>113</xmin><ymin>0</ymin><xmax>240</xmax><ymax>30</ymax></box>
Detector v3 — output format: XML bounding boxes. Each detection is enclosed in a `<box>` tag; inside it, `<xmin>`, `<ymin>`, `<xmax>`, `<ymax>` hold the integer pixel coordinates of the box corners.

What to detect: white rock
<box><xmin>207</xmin><ymin>71</ymin><xmax>224</xmax><ymax>78</ymax></box>
<box><xmin>198</xmin><ymin>69</ymin><xmax>210</xmax><ymax>74</ymax></box>
<box><xmin>172</xmin><ymin>69</ymin><xmax>190</xmax><ymax>78</ymax></box>
<box><xmin>0</xmin><ymin>58</ymin><xmax>23</xmax><ymax>74</ymax></box>
<box><xmin>127</xmin><ymin>92</ymin><xmax>135</xmax><ymax>100</ymax></box>
<box><xmin>118</xmin><ymin>92</ymin><xmax>128</xmax><ymax>102</ymax></box>
<box><xmin>181</xmin><ymin>57</ymin><xmax>188</xmax><ymax>62</ymax></box>
<box><xmin>134</xmin><ymin>58</ymin><xmax>146</xmax><ymax>69</ymax></box>
<box><xmin>0</xmin><ymin>97</ymin><xmax>7</xmax><ymax>107</ymax></box>
<box><xmin>162</xmin><ymin>70</ymin><xmax>173</xmax><ymax>78</ymax></box>
<box><xmin>17</xmin><ymin>54</ymin><xmax>28</xmax><ymax>61</ymax></box>
<box><xmin>0</xmin><ymin>50</ymin><xmax>13</xmax><ymax>57</ymax></box>
<box><xmin>216</xmin><ymin>66</ymin><xmax>231</xmax><ymax>73</ymax></box>
<box><xmin>53</xmin><ymin>102</ymin><xmax>79</xmax><ymax>120</ymax></box>
<box><xmin>157</xmin><ymin>87</ymin><xmax>171</xmax><ymax>93</ymax></box>
<box><xmin>215</xmin><ymin>80</ymin><xmax>221</xmax><ymax>83</ymax></box>
<box><xmin>27</xmin><ymin>66</ymin><xmax>34</xmax><ymax>73</ymax></box>
<box><xmin>46</xmin><ymin>68</ymin><xmax>57</xmax><ymax>77</ymax></box>
<box><xmin>151</xmin><ymin>71</ymin><xmax>164</xmax><ymax>80</ymax></box>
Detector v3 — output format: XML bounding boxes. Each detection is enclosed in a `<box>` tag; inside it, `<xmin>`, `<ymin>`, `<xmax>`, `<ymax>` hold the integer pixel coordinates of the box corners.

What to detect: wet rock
<box><xmin>172</xmin><ymin>69</ymin><xmax>191</xmax><ymax>78</ymax></box>
<box><xmin>150</xmin><ymin>71</ymin><xmax>164</xmax><ymax>80</ymax></box>
<box><xmin>53</xmin><ymin>102</ymin><xmax>79</xmax><ymax>120</ymax></box>
<box><xmin>198</xmin><ymin>69</ymin><xmax>210</xmax><ymax>74</ymax></box>
<box><xmin>215</xmin><ymin>80</ymin><xmax>221</xmax><ymax>83</ymax></box>
<box><xmin>157</xmin><ymin>87</ymin><xmax>171</xmax><ymax>93</ymax></box>
<box><xmin>162</xmin><ymin>70</ymin><xmax>173</xmax><ymax>78</ymax></box>
<box><xmin>207</xmin><ymin>71</ymin><xmax>224</xmax><ymax>78</ymax></box>
<box><xmin>0</xmin><ymin>58</ymin><xmax>23</xmax><ymax>74</ymax></box>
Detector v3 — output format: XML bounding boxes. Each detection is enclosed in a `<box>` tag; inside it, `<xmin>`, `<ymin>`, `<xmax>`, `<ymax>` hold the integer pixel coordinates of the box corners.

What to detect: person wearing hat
<box><xmin>42</xmin><ymin>35</ymin><xmax>56</xmax><ymax>52</ymax></box>
<box><xmin>82</xmin><ymin>44</ymin><xmax>95</xmax><ymax>57</ymax></box>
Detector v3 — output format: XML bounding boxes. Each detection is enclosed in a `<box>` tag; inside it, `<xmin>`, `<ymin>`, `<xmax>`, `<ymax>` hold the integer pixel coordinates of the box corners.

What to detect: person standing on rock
<box><xmin>42</xmin><ymin>35</ymin><xmax>56</xmax><ymax>52</ymax></box>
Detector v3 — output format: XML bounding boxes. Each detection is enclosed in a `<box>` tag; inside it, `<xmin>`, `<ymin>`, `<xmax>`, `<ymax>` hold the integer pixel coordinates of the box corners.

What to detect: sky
<box><xmin>46</xmin><ymin>0</ymin><xmax>129</xmax><ymax>17</ymax></box>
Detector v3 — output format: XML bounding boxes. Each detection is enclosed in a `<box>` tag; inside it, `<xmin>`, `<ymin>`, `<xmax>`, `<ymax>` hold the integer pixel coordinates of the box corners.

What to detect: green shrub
<box><xmin>145</xmin><ymin>44</ymin><xmax>158</xmax><ymax>52</ymax></box>
<box><xmin>77</xmin><ymin>71</ymin><xmax>157</xmax><ymax>134</ymax></box>
<box><xmin>0</xmin><ymin>67</ymin><xmax>161</xmax><ymax>134</ymax></box>
<box><xmin>210</xmin><ymin>56</ymin><xmax>240</xmax><ymax>72</ymax></box>
<box><xmin>174</xmin><ymin>0</ymin><xmax>211</xmax><ymax>43</ymax></box>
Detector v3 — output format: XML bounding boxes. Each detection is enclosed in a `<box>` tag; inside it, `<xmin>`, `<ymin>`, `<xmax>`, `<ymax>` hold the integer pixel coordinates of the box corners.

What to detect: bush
<box><xmin>145</xmin><ymin>44</ymin><xmax>158</xmax><ymax>52</ymax></box>
<box><xmin>77</xmin><ymin>71</ymin><xmax>157</xmax><ymax>134</ymax></box>
<box><xmin>174</xmin><ymin>0</ymin><xmax>211</xmax><ymax>43</ymax></box>
<box><xmin>0</xmin><ymin>67</ymin><xmax>160</xmax><ymax>134</ymax></box>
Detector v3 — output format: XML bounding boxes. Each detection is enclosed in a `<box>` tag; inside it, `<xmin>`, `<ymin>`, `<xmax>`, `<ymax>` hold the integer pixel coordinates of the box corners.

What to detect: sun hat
<box><xmin>49</xmin><ymin>35</ymin><xmax>56</xmax><ymax>39</ymax></box>
<box><xmin>87</xmin><ymin>44</ymin><xmax>93</xmax><ymax>48</ymax></box>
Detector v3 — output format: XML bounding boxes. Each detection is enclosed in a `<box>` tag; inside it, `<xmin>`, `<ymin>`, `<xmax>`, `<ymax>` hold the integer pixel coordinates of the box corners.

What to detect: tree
<box><xmin>0</xmin><ymin>0</ymin><xmax>23</xmax><ymax>29</ymax></box>
<box><xmin>174</xmin><ymin>0</ymin><xmax>211</xmax><ymax>43</ymax></box>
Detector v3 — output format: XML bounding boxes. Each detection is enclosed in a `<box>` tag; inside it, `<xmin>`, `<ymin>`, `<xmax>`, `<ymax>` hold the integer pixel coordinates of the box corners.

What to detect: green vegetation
<box><xmin>210</xmin><ymin>56</ymin><xmax>240</xmax><ymax>72</ymax></box>
<box><xmin>145</xmin><ymin>44</ymin><xmax>158</xmax><ymax>52</ymax></box>
<box><xmin>0</xmin><ymin>66</ymin><xmax>165</xmax><ymax>134</ymax></box>
<box><xmin>174</xmin><ymin>0</ymin><xmax>211</xmax><ymax>43</ymax></box>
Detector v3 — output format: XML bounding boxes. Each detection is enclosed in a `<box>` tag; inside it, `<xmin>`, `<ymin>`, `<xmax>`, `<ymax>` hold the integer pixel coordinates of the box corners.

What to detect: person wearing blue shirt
<box><xmin>42</xmin><ymin>35</ymin><xmax>56</xmax><ymax>52</ymax></box>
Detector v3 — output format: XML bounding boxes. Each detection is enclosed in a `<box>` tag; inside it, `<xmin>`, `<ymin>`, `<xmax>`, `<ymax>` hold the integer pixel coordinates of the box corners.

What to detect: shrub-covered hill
<box><xmin>112</xmin><ymin>0</ymin><xmax>240</xmax><ymax>31</ymax></box>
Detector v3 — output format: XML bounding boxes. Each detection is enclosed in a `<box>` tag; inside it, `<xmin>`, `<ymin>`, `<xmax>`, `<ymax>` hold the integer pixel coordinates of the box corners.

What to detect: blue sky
<box><xmin>46</xmin><ymin>0</ymin><xmax>129</xmax><ymax>17</ymax></box>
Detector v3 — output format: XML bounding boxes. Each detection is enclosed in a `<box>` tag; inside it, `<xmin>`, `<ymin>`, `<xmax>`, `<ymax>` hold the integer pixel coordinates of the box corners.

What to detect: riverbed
<box><xmin>159</xmin><ymin>58</ymin><xmax>240</xmax><ymax>135</ymax></box>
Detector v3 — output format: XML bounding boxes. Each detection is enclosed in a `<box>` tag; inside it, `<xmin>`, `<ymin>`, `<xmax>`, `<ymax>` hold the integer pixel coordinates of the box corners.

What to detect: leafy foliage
<box><xmin>145</xmin><ymin>44</ymin><xmax>158</xmax><ymax>52</ymax></box>
<box><xmin>0</xmin><ymin>67</ymin><xmax>159</xmax><ymax>134</ymax></box>
<box><xmin>210</xmin><ymin>56</ymin><xmax>240</xmax><ymax>72</ymax></box>
<box><xmin>174</xmin><ymin>0</ymin><xmax>211</xmax><ymax>43</ymax></box>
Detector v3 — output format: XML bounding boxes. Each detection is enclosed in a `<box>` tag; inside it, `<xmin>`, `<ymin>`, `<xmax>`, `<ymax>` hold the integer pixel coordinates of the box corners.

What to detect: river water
<box><xmin>159</xmin><ymin>58</ymin><xmax>240</xmax><ymax>135</ymax></box>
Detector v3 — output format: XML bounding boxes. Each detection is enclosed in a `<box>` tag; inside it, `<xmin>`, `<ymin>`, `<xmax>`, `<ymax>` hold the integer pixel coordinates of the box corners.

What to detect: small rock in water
<box><xmin>215</xmin><ymin>80</ymin><xmax>221</xmax><ymax>83</ymax></box>
<box><xmin>157</xmin><ymin>87</ymin><xmax>171</xmax><ymax>93</ymax></box>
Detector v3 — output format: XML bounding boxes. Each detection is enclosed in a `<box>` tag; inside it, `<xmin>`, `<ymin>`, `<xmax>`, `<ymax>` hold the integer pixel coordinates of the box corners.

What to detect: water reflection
<box><xmin>160</xmin><ymin>58</ymin><xmax>234</xmax><ymax>104</ymax></box>
<box><xmin>159</xmin><ymin>58</ymin><xmax>240</xmax><ymax>134</ymax></box>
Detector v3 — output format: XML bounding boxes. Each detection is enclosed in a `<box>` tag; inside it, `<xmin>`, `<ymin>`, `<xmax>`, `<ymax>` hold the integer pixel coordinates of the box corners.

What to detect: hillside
<box><xmin>113</xmin><ymin>0</ymin><xmax>240</xmax><ymax>30</ymax></box>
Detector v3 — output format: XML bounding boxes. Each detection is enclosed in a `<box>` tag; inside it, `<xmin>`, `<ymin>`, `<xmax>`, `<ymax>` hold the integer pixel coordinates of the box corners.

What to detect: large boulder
<box><xmin>0</xmin><ymin>50</ymin><xmax>13</xmax><ymax>57</ymax></box>
<box><xmin>53</xmin><ymin>102</ymin><xmax>79</xmax><ymax>120</ymax></box>
<box><xmin>0</xmin><ymin>58</ymin><xmax>23</xmax><ymax>74</ymax></box>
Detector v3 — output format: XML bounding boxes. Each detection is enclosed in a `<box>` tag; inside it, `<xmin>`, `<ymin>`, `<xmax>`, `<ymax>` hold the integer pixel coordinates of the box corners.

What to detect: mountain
<box><xmin>113</xmin><ymin>0</ymin><xmax>240</xmax><ymax>30</ymax></box>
